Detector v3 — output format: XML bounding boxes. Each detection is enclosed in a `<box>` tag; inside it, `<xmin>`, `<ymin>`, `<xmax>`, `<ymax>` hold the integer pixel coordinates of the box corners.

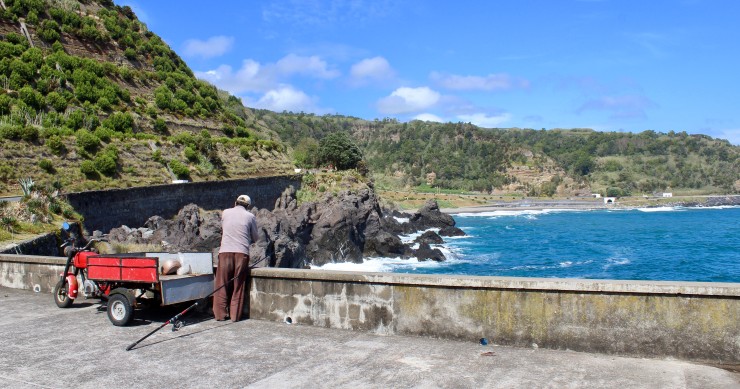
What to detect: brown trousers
<box><xmin>213</xmin><ymin>252</ymin><xmax>249</xmax><ymax>322</ymax></box>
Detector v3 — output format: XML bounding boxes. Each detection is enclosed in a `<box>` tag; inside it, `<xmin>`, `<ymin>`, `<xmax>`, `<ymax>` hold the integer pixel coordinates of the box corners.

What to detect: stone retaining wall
<box><xmin>0</xmin><ymin>233</ymin><xmax>60</xmax><ymax>256</ymax></box>
<box><xmin>65</xmin><ymin>175</ymin><xmax>301</xmax><ymax>232</ymax></box>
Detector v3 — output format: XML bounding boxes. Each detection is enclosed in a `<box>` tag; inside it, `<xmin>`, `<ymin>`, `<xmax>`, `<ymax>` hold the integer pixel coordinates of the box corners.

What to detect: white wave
<box><xmin>603</xmin><ymin>257</ymin><xmax>631</xmax><ymax>270</ymax></box>
<box><xmin>398</xmin><ymin>228</ymin><xmax>437</xmax><ymax>244</ymax></box>
<box><xmin>637</xmin><ymin>206</ymin><xmax>684</xmax><ymax>212</ymax></box>
<box><xmin>456</xmin><ymin>208</ymin><xmax>592</xmax><ymax>218</ymax></box>
<box><xmin>444</xmin><ymin>234</ymin><xmax>471</xmax><ymax>240</ymax></box>
<box><xmin>312</xmin><ymin>256</ymin><xmax>455</xmax><ymax>273</ymax></box>
<box><xmin>559</xmin><ymin>260</ymin><xmax>593</xmax><ymax>268</ymax></box>
<box><xmin>394</xmin><ymin>216</ymin><xmax>410</xmax><ymax>223</ymax></box>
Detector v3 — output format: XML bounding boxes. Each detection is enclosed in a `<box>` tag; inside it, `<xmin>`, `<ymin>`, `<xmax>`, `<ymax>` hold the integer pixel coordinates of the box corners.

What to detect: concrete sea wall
<box><xmin>65</xmin><ymin>175</ymin><xmax>301</xmax><ymax>232</ymax></box>
<box><xmin>0</xmin><ymin>255</ymin><xmax>64</xmax><ymax>293</ymax></box>
<box><xmin>2</xmin><ymin>255</ymin><xmax>737</xmax><ymax>363</ymax></box>
<box><xmin>249</xmin><ymin>268</ymin><xmax>740</xmax><ymax>364</ymax></box>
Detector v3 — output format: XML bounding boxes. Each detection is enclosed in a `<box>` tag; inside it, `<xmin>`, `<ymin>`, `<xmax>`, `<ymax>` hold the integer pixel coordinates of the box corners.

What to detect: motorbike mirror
<box><xmin>62</xmin><ymin>221</ymin><xmax>70</xmax><ymax>231</ymax></box>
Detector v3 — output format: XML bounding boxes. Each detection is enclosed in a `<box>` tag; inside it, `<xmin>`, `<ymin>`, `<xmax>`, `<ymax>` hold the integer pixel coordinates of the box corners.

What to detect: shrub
<box><xmin>184</xmin><ymin>146</ymin><xmax>198</xmax><ymax>162</ymax></box>
<box><xmin>46</xmin><ymin>91</ymin><xmax>68</xmax><ymax>112</ymax></box>
<box><xmin>0</xmin><ymin>163</ymin><xmax>14</xmax><ymax>180</ymax></box>
<box><xmin>153</xmin><ymin>118</ymin><xmax>167</xmax><ymax>133</ymax></box>
<box><xmin>222</xmin><ymin>125</ymin><xmax>234</xmax><ymax>137</ymax></box>
<box><xmin>93</xmin><ymin>153</ymin><xmax>117</xmax><ymax>176</ymax></box>
<box><xmin>80</xmin><ymin>160</ymin><xmax>96</xmax><ymax>176</ymax></box>
<box><xmin>97</xmin><ymin>96</ymin><xmax>111</xmax><ymax>111</ymax></box>
<box><xmin>154</xmin><ymin>85</ymin><xmax>172</xmax><ymax>110</ymax></box>
<box><xmin>37</xmin><ymin>19</ymin><xmax>61</xmax><ymax>42</ymax></box>
<box><xmin>152</xmin><ymin>149</ymin><xmax>163</xmax><ymax>163</ymax></box>
<box><xmin>46</xmin><ymin>135</ymin><xmax>66</xmax><ymax>155</ymax></box>
<box><xmin>18</xmin><ymin>86</ymin><xmax>43</xmax><ymax>110</ymax></box>
<box><xmin>38</xmin><ymin>159</ymin><xmax>54</xmax><ymax>173</ymax></box>
<box><xmin>0</xmin><ymin>94</ymin><xmax>13</xmax><ymax>115</ymax></box>
<box><xmin>102</xmin><ymin>112</ymin><xmax>134</xmax><ymax>133</ymax></box>
<box><xmin>75</xmin><ymin>129</ymin><xmax>100</xmax><ymax>152</ymax></box>
<box><xmin>94</xmin><ymin>126</ymin><xmax>114</xmax><ymax>142</ymax></box>
<box><xmin>123</xmin><ymin>47</ymin><xmax>136</xmax><ymax>60</ymax></box>
<box><xmin>20</xmin><ymin>126</ymin><xmax>39</xmax><ymax>142</ymax></box>
<box><xmin>169</xmin><ymin>159</ymin><xmax>190</xmax><ymax>179</ymax></box>
<box><xmin>0</xmin><ymin>124</ymin><xmax>22</xmax><ymax>140</ymax></box>
<box><xmin>239</xmin><ymin>145</ymin><xmax>251</xmax><ymax>160</ymax></box>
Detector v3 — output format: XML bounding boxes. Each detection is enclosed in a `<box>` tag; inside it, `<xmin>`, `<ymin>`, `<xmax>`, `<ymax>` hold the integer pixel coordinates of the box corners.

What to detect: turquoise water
<box><xmin>320</xmin><ymin>206</ymin><xmax>740</xmax><ymax>282</ymax></box>
<box><xmin>425</xmin><ymin>206</ymin><xmax>740</xmax><ymax>282</ymax></box>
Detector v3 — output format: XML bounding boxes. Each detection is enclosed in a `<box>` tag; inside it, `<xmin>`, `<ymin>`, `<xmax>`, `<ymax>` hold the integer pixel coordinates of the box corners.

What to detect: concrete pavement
<box><xmin>0</xmin><ymin>287</ymin><xmax>737</xmax><ymax>389</ymax></box>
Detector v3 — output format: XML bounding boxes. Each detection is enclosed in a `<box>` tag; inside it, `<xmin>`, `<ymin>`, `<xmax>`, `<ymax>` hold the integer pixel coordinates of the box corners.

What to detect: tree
<box><xmin>293</xmin><ymin>137</ymin><xmax>319</xmax><ymax>168</ymax></box>
<box><xmin>317</xmin><ymin>132</ymin><xmax>363</xmax><ymax>170</ymax></box>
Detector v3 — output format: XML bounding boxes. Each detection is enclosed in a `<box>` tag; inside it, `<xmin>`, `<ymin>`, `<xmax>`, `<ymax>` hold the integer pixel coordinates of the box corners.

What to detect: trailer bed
<box><xmin>86</xmin><ymin>253</ymin><xmax>215</xmax><ymax>306</ymax></box>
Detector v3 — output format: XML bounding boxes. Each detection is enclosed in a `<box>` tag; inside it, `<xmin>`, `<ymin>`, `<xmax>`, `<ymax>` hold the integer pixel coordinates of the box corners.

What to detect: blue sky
<box><xmin>119</xmin><ymin>0</ymin><xmax>740</xmax><ymax>144</ymax></box>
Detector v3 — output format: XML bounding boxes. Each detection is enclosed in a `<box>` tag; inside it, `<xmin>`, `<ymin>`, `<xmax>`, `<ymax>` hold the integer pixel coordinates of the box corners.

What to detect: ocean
<box><xmin>316</xmin><ymin>206</ymin><xmax>740</xmax><ymax>282</ymax></box>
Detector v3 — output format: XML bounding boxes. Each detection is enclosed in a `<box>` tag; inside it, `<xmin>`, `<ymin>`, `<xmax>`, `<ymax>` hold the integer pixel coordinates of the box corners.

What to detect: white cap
<box><xmin>236</xmin><ymin>194</ymin><xmax>251</xmax><ymax>206</ymax></box>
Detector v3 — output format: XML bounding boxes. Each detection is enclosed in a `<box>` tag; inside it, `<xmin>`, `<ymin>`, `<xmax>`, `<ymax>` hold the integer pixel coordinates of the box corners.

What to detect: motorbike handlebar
<box><xmin>60</xmin><ymin>237</ymin><xmax>108</xmax><ymax>251</ymax></box>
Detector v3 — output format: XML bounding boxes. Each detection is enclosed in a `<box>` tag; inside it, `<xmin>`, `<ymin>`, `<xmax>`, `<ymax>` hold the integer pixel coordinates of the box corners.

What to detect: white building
<box><xmin>662</xmin><ymin>193</ymin><xmax>673</xmax><ymax>198</ymax></box>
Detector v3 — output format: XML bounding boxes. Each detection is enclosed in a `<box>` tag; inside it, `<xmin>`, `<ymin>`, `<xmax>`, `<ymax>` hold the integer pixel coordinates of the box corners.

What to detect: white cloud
<box><xmin>350</xmin><ymin>56</ymin><xmax>395</xmax><ymax>82</ymax></box>
<box><xmin>195</xmin><ymin>54</ymin><xmax>339</xmax><ymax>95</ymax></box>
<box><xmin>275</xmin><ymin>54</ymin><xmax>340</xmax><ymax>79</ymax></box>
<box><xmin>430</xmin><ymin>71</ymin><xmax>530</xmax><ymax>91</ymax></box>
<box><xmin>195</xmin><ymin>60</ymin><xmax>274</xmax><ymax>94</ymax></box>
<box><xmin>376</xmin><ymin>87</ymin><xmax>441</xmax><ymax>114</ymax></box>
<box><xmin>456</xmin><ymin>113</ymin><xmax>512</xmax><ymax>128</ymax></box>
<box><xmin>183</xmin><ymin>36</ymin><xmax>235</xmax><ymax>59</ymax></box>
<box><xmin>248</xmin><ymin>85</ymin><xmax>317</xmax><ymax>112</ymax></box>
<box><xmin>414</xmin><ymin>113</ymin><xmax>445</xmax><ymax>123</ymax></box>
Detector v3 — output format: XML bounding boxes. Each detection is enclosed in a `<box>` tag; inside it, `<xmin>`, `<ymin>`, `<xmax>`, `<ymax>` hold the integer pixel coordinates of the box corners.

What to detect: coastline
<box><xmin>441</xmin><ymin>195</ymin><xmax>740</xmax><ymax>214</ymax></box>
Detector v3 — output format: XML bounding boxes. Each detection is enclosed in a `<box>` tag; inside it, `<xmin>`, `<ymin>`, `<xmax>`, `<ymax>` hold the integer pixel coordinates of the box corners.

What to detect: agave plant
<box><xmin>18</xmin><ymin>177</ymin><xmax>35</xmax><ymax>196</ymax></box>
<box><xmin>0</xmin><ymin>215</ymin><xmax>18</xmax><ymax>233</ymax></box>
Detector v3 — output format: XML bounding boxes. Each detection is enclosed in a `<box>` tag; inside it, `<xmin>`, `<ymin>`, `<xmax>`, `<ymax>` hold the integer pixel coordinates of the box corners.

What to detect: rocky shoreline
<box><xmin>106</xmin><ymin>187</ymin><xmax>465</xmax><ymax>268</ymax></box>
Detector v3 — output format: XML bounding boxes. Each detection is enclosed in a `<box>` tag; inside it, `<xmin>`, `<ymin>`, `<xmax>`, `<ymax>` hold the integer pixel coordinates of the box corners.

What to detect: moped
<box><xmin>53</xmin><ymin>222</ymin><xmax>110</xmax><ymax>308</ymax></box>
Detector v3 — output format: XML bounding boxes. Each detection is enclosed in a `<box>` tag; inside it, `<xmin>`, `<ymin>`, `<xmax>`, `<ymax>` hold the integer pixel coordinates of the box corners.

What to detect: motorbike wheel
<box><xmin>107</xmin><ymin>294</ymin><xmax>133</xmax><ymax>326</ymax></box>
<box><xmin>54</xmin><ymin>280</ymin><xmax>73</xmax><ymax>308</ymax></box>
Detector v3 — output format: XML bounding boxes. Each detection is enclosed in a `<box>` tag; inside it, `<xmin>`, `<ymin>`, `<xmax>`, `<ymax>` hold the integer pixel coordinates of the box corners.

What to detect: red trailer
<box><xmin>55</xmin><ymin>248</ymin><xmax>214</xmax><ymax>326</ymax></box>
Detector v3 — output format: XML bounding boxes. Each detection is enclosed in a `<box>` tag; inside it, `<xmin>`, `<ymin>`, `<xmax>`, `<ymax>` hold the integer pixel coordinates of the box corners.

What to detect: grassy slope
<box><xmin>0</xmin><ymin>0</ymin><xmax>293</xmax><ymax>196</ymax></box>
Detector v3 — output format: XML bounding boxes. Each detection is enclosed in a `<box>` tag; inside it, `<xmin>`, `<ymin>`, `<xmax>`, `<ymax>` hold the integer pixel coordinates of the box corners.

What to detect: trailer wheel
<box><xmin>107</xmin><ymin>294</ymin><xmax>133</xmax><ymax>326</ymax></box>
<box><xmin>54</xmin><ymin>280</ymin><xmax>73</xmax><ymax>308</ymax></box>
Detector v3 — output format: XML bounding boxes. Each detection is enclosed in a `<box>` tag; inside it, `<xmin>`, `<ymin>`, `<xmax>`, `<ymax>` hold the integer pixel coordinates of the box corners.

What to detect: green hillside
<box><xmin>0</xmin><ymin>0</ymin><xmax>737</xmax><ymax>200</ymax></box>
<box><xmin>0</xmin><ymin>0</ymin><xmax>292</xmax><ymax>196</ymax></box>
<box><xmin>260</xmin><ymin>111</ymin><xmax>740</xmax><ymax>196</ymax></box>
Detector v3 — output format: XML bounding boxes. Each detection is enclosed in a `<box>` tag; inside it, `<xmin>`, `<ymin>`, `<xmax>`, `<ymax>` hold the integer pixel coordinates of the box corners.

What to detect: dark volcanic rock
<box><xmin>704</xmin><ymin>196</ymin><xmax>740</xmax><ymax>207</ymax></box>
<box><xmin>105</xmin><ymin>188</ymin><xmax>462</xmax><ymax>268</ymax></box>
<box><xmin>107</xmin><ymin>204</ymin><xmax>222</xmax><ymax>252</ymax></box>
<box><xmin>439</xmin><ymin>225</ymin><xmax>466</xmax><ymax>237</ymax></box>
<box><xmin>415</xmin><ymin>230</ymin><xmax>444</xmax><ymax>245</ymax></box>
<box><xmin>408</xmin><ymin>199</ymin><xmax>456</xmax><ymax>230</ymax></box>
<box><xmin>249</xmin><ymin>186</ymin><xmax>412</xmax><ymax>267</ymax></box>
<box><xmin>415</xmin><ymin>242</ymin><xmax>445</xmax><ymax>262</ymax></box>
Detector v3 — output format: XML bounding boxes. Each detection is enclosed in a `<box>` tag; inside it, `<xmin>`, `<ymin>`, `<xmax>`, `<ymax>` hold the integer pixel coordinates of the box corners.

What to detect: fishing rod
<box><xmin>126</xmin><ymin>256</ymin><xmax>267</xmax><ymax>351</ymax></box>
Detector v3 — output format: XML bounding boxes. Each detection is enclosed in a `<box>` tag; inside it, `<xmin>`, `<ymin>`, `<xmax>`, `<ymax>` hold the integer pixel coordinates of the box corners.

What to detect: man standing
<box><xmin>214</xmin><ymin>194</ymin><xmax>259</xmax><ymax>322</ymax></box>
